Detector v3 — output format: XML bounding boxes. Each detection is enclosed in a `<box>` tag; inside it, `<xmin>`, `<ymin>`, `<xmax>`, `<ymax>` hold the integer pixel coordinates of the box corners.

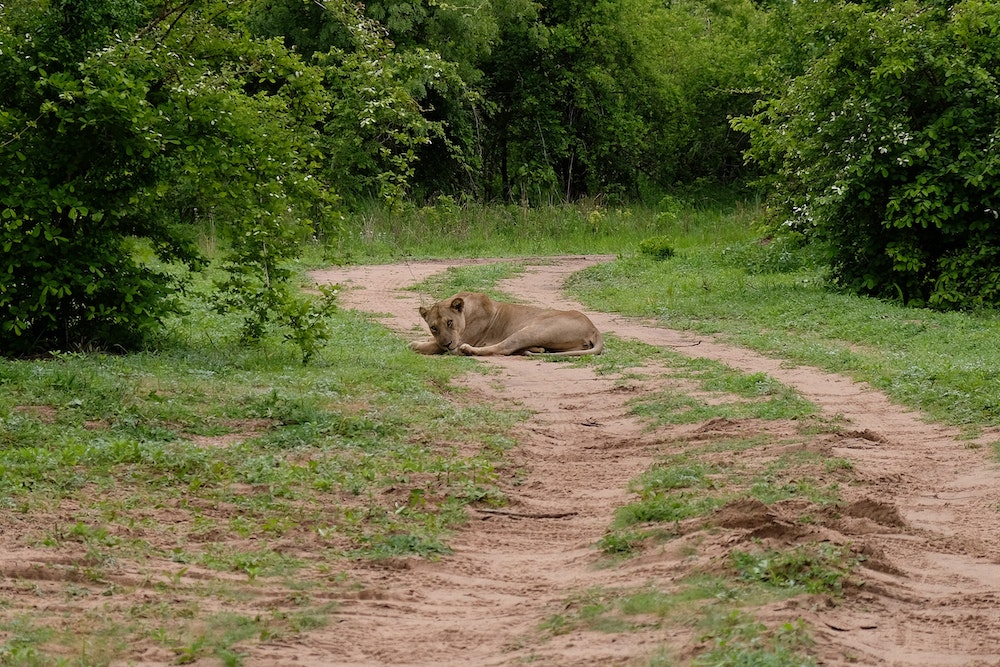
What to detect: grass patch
<box><xmin>408</xmin><ymin>262</ymin><xmax>526</xmax><ymax>301</ymax></box>
<box><xmin>730</xmin><ymin>543</ymin><xmax>855</xmax><ymax>596</ymax></box>
<box><xmin>579</xmin><ymin>336</ymin><xmax>853</xmax><ymax>664</ymax></box>
<box><xmin>579</xmin><ymin>336</ymin><xmax>667</xmax><ymax>375</ymax></box>
<box><xmin>0</xmin><ymin>267</ymin><xmax>520</xmax><ymax>663</ymax></box>
<box><xmin>538</xmin><ymin>571</ymin><xmax>827</xmax><ymax>666</ymax></box>
<box><xmin>611</xmin><ymin>461</ymin><xmax>724</xmax><ymax>533</ymax></box>
<box><xmin>568</xmin><ymin>231</ymin><xmax>1000</xmax><ymax>433</ymax></box>
<box><xmin>695</xmin><ymin>612</ymin><xmax>817</xmax><ymax>667</ymax></box>
<box><xmin>629</xmin><ymin>353</ymin><xmax>816</xmax><ymax>427</ymax></box>
<box><xmin>541</xmin><ymin>539</ymin><xmax>852</xmax><ymax>663</ymax></box>
<box><xmin>328</xmin><ymin>195</ymin><xmax>753</xmax><ymax>262</ymax></box>
<box><xmin>598</xmin><ymin>344</ymin><xmax>835</xmax><ymax>558</ymax></box>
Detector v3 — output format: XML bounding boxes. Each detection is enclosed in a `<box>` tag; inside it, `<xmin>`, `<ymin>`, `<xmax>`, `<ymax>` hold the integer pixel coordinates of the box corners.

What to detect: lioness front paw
<box><xmin>458</xmin><ymin>344</ymin><xmax>475</xmax><ymax>355</ymax></box>
<box><xmin>410</xmin><ymin>340</ymin><xmax>444</xmax><ymax>355</ymax></box>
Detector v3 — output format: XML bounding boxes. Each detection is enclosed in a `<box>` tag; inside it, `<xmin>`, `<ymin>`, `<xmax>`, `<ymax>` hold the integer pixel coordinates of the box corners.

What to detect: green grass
<box><xmin>0</xmin><ymin>268</ymin><xmax>519</xmax><ymax>663</ymax></box>
<box><xmin>628</xmin><ymin>352</ymin><xmax>817</xmax><ymax>426</ymax></box>
<box><xmin>540</xmin><ymin>536</ymin><xmax>851</xmax><ymax>663</ymax></box>
<box><xmin>321</xmin><ymin>188</ymin><xmax>757</xmax><ymax>263</ymax></box>
<box><xmin>0</xmin><ymin>302</ymin><xmax>512</xmax><ymax>537</ymax></box>
<box><xmin>567</xmin><ymin>233</ymin><xmax>1000</xmax><ymax>435</ymax></box>
<box><xmin>536</xmin><ymin>569</ymin><xmax>832</xmax><ymax>666</ymax></box>
<box><xmin>730</xmin><ymin>543</ymin><xmax>855</xmax><ymax>596</ymax></box>
<box><xmin>694</xmin><ymin>612</ymin><xmax>817</xmax><ymax>667</ymax></box>
<box><xmin>408</xmin><ymin>262</ymin><xmax>527</xmax><ymax>301</ymax></box>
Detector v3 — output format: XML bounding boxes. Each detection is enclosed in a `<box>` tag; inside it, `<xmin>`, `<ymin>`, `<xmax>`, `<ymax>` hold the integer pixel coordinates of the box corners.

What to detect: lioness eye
<box><xmin>446</xmin><ymin>319</ymin><xmax>453</xmax><ymax>328</ymax></box>
<box><xmin>430</xmin><ymin>326</ymin><xmax>438</xmax><ymax>333</ymax></box>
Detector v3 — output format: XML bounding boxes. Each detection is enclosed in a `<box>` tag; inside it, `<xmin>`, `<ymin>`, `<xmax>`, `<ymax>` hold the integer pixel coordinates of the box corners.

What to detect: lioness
<box><xmin>410</xmin><ymin>292</ymin><xmax>604</xmax><ymax>357</ymax></box>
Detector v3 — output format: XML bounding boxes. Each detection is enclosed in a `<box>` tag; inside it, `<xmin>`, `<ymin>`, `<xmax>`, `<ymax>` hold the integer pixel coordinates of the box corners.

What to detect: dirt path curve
<box><xmin>296</xmin><ymin>256</ymin><xmax>1000</xmax><ymax>667</ymax></box>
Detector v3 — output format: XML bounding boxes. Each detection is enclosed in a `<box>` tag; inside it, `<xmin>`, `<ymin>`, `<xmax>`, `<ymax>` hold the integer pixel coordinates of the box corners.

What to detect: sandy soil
<box><xmin>297</xmin><ymin>256</ymin><xmax>1000</xmax><ymax>667</ymax></box>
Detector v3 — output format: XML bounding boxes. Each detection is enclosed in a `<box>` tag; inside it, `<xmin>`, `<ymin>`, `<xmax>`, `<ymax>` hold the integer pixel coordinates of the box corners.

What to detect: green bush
<box><xmin>0</xmin><ymin>0</ymin><xmax>335</xmax><ymax>356</ymax></box>
<box><xmin>721</xmin><ymin>236</ymin><xmax>819</xmax><ymax>275</ymax></box>
<box><xmin>737</xmin><ymin>0</ymin><xmax>1000</xmax><ymax>309</ymax></box>
<box><xmin>638</xmin><ymin>236</ymin><xmax>676</xmax><ymax>261</ymax></box>
<box><xmin>0</xmin><ymin>0</ymin><xmax>190</xmax><ymax>353</ymax></box>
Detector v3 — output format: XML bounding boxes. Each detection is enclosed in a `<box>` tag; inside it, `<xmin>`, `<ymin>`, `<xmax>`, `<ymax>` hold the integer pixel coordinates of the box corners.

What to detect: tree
<box><xmin>478</xmin><ymin>0</ymin><xmax>775</xmax><ymax>203</ymax></box>
<box><xmin>737</xmin><ymin>0</ymin><xmax>1000</xmax><ymax>309</ymax></box>
<box><xmin>0</xmin><ymin>0</ymin><xmax>334</xmax><ymax>355</ymax></box>
<box><xmin>311</xmin><ymin>2</ymin><xmax>468</xmax><ymax>204</ymax></box>
<box><xmin>247</xmin><ymin>0</ymin><xmax>480</xmax><ymax>203</ymax></box>
<box><xmin>626</xmin><ymin>0</ymin><xmax>779</xmax><ymax>187</ymax></box>
<box><xmin>240</xmin><ymin>0</ymin><xmax>786</xmax><ymax>206</ymax></box>
<box><xmin>478</xmin><ymin>0</ymin><xmax>656</xmax><ymax>202</ymax></box>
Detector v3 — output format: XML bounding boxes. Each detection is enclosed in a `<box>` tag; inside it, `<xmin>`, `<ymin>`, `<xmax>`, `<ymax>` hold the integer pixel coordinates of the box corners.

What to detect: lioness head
<box><xmin>418</xmin><ymin>296</ymin><xmax>466</xmax><ymax>352</ymax></box>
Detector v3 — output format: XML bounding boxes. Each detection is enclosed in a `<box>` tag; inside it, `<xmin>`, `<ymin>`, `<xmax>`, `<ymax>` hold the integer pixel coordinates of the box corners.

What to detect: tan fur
<box><xmin>410</xmin><ymin>292</ymin><xmax>604</xmax><ymax>357</ymax></box>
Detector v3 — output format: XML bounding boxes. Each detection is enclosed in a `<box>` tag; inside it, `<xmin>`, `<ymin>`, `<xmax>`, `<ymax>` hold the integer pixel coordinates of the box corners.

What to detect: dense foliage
<box><xmin>1</xmin><ymin>0</ymin><xmax>776</xmax><ymax>354</ymax></box>
<box><xmin>4</xmin><ymin>0</ymin><xmax>1000</xmax><ymax>355</ymax></box>
<box><xmin>738</xmin><ymin>0</ymin><xmax>1000</xmax><ymax>309</ymax></box>
<box><xmin>0</xmin><ymin>0</ymin><xmax>337</xmax><ymax>355</ymax></box>
<box><xmin>474</xmin><ymin>0</ymin><xmax>774</xmax><ymax>201</ymax></box>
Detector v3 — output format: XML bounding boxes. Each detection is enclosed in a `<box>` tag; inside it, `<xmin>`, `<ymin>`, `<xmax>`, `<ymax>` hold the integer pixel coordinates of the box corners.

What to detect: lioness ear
<box><xmin>451</xmin><ymin>297</ymin><xmax>464</xmax><ymax>312</ymax></box>
<box><xmin>419</xmin><ymin>306</ymin><xmax>429</xmax><ymax>318</ymax></box>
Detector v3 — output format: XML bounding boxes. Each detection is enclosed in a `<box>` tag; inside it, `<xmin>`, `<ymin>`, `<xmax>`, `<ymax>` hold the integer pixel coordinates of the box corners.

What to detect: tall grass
<box><xmin>323</xmin><ymin>190</ymin><xmax>760</xmax><ymax>262</ymax></box>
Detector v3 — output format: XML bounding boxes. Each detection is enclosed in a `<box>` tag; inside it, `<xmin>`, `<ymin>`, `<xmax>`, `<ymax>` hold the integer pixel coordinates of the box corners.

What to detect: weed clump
<box><xmin>638</xmin><ymin>236</ymin><xmax>676</xmax><ymax>261</ymax></box>
<box><xmin>730</xmin><ymin>542</ymin><xmax>855</xmax><ymax>595</ymax></box>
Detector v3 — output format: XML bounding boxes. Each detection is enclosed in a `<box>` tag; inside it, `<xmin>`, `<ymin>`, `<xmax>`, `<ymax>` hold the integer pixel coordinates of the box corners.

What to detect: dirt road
<box><xmin>299</xmin><ymin>256</ymin><xmax>1000</xmax><ymax>666</ymax></box>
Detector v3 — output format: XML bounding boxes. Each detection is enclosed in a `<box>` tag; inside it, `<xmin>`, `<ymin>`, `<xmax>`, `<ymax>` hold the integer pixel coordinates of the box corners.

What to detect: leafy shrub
<box><xmin>638</xmin><ymin>236</ymin><xmax>676</xmax><ymax>261</ymax></box>
<box><xmin>737</xmin><ymin>0</ymin><xmax>1000</xmax><ymax>309</ymax></box>
<box><xmin>0</xmin><ymin>1</ymin><xmax>191</xmax><ymax>354</ymax></box>
<box><xmin>0</xmin><ymin>0</ymin><xmax>335</xmax><ymax>356</ymax></box>
<box><xmin>655</xmin><ymin>194</ymin><xmax>685</xmax><ymax>225</ymax></box>
<box><xmin>721</xmin><ymin>235</ymin><xmax>819</xmax><ymax>275</ymax></box>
